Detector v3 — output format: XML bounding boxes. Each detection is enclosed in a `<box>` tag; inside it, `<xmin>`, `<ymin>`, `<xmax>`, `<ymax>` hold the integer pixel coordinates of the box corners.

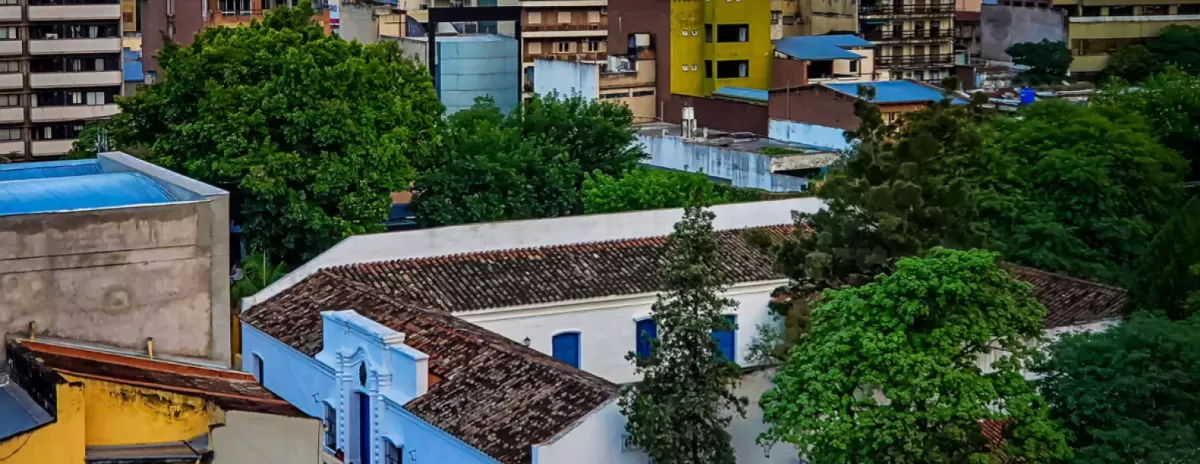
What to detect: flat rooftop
<box><xmin>638</xmin><ymin>122</ymin><xmax>838</xmax><ymax>153</ymax></box>
<box><xmin>0</xmin><ymin>157</ymin><xmax>221</xmax><ymax>217</ymax></box>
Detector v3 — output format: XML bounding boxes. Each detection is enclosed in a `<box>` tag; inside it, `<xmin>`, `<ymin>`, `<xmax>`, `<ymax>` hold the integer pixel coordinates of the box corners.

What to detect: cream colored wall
<box><xmin>211</xmin><ymin>410</ymin><xmax>323</xmax><ymax>464</ymax></box>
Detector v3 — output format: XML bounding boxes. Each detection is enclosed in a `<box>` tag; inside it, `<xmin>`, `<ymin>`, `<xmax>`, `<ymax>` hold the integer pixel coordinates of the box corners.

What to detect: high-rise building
<box><xmin>771</xmin><ymin>0</ymin><xmax>858</xmax><ymax>39</ymax></box>
<box><xmin>520</xmin><ymin>0</ymin><xmax>609</xmax><ymax>93</ymax></box>
<box><xmin>1055</xmin><ymin>1</ymin><xmax>1200</xmax><ymax>80</ymax></box>
<box><xmin>858</xmin><ymin>0</ymin><xmax>955</xmax><ymax>82</ymax></box>
<box><xmin>0</xmin><ymin>0</ymin><xmax>123</xmax><ymax>161</ymax></box>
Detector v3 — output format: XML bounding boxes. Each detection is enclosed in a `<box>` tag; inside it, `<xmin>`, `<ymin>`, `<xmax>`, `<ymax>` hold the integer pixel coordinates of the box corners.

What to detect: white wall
<box><xmin>533</xmin><ymin>400</ymin><xmax>647</xmax><ymax>464</ymax></box>
<box><xmin>533</xmin><ymin>58</ymin><xmax>599</xmax><ymax>100</ymax></box>
<box><xmin>212</xmin><ymin>410</ymin><xmax>323</xmax><ymax>464</ymax></box>
<box><xmin>730</xmin><ymin>369</ymin><xmax>805</xmax><ymax>464</ymax></box>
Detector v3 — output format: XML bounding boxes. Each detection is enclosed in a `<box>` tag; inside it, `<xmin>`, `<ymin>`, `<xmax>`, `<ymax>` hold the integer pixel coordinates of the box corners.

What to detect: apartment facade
<box><xmin>520</xmin><ymin>0</ymin><xmax>608</xmax><ymax>92</ymax></box>
<box><xmin>0</xmin><ymin>0</ymin><xmax>122</xmax><ymax>161</ymax></box>
<box><xmin>859</xmin><ymin>0</ymin><xmax>955</xmax><ymax>81</ymax></box>
<box><xmin>771</xmin><ymin>0</ymin><xmax>858</xmax><ymax>39</ymax></box>
<box><xmin>1054</xmin><ymin>0</ymin><xmax>1200</xmax><ymax>78</ymax></box>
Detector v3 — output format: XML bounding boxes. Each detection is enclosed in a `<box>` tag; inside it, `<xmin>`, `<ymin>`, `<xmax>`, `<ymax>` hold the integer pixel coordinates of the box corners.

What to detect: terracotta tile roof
<box><xmin>325</xmin><ymin>226</ymin><xmax>793</xmax><ymax>312</ymax></box>
<box><xmin>9</xmin><ymin>340</ymin><xmax>305</xmax><ymax>417</ymax></box>
<box><xmin>240</xmin><ymin>272</ymin><xmax>618</xmax><ymax>464</ymax></box>
<box><xmin>1006</xmin><ymin>266</ymin><xmax>1126</xmax><ymax>328</ymax></box>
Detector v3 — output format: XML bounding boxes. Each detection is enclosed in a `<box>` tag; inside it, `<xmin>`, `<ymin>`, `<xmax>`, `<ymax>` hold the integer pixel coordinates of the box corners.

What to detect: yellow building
<box><xmin>1054</xmin><ymin>0</ymin><xmax>1200</xmax><ymax>77</ymax></box>
<box><xmin>669</xmin><ymin>0</ymin><xmax>773</xmax><ymax>97</ymax></box>
<box><xmin>0</xmin><ymin>340</ymin><xmax>321</xmax><ymax>464</ymax></box>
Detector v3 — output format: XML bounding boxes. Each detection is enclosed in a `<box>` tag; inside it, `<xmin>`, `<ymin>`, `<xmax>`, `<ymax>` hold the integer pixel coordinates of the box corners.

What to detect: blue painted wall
<box><xmin>636</xmin><ymin>135</ymin><xmax>810</xmax><ymax>192</ymax></box>
<box><xmin>241</xmin><ymin>312</ymin><xmax>499</xmax><ymax>464</ymax></box>
<box><xmin>436</xmin><ymin>35</ymin><xmax>519</xmax><ymax>115</ymax></box>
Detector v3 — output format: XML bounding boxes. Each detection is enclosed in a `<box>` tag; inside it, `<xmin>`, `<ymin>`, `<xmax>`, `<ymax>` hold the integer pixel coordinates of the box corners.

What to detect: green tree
<box><xmin>581</xmin><ymin>167</ymin><xmax>758</xmax><ymax>214</ymax></box>
<box><xmin>1129</xmin><ymin>197</ymin><xmax>1200</xmax><ymax>320</ymax></box>
<box><xmin>976</xmin><ymin>100</ymin><xmax>1186</xmax><ymax>283</ymax></box>
<box><xmin>1006</xmin><ymin>40</ymin><xmax>1072</xmax><ymax>86</ymax></box>
<box><xmin>619</xmin><ymin>206</ymin><xmax>748</xmax><ymax>464</ymax></box>
<box><xmin>410</xmin><ymin>93</ymin><xmax>643</xmax><ymax>226</ymax></box>
<box><xmin>97</xmin><ymin>4</ymin><xmax>442</xmax><ymax>262</ymax></box>
<box><xmin>1103</xmin><ymin>45</ymin><xmax>1164</xmax><ymax>83</ymax></box>
<box><xmin>1034</xmin><ymin>313</ymin><xmax>1200</xmax><ymax>464</ymax></box>
<box><xmin>1145</xmin><ymin>25</ymin><xmax>1200</xmax><ymax>75</ymax></box>
<box><xmin>1095</xmin><ymin>69</ymin><xmax>1200</xmax><ymax>180</ymax></box>
<box><xmin>231</xmin><ymin>251</ymin><xmax>290</xmax><ymax>306</ymax></box>
<box><xmin>760</xmin><ymin>248</ymin><xmax>1071</xmax><ymax>464</ymax></box>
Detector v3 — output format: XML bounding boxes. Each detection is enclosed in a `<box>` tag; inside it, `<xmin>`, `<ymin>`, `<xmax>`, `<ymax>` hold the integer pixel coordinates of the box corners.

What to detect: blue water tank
<box><xmin>1019</xmin><ymin>88</ymin><xmax>1036</xmax><ymax>105</ymax></box>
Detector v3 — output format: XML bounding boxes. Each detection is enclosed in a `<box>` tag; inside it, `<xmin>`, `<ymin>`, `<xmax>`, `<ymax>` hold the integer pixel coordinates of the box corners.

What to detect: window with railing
<box><xmin>219</xmin><ymin>0</ymin><xmax>252</xmax><ymax>15</ymax></box>
<box><xmin>30</xmin><ymin>22</ymin><xmax>120</xmax><ymax>40</ymax></box>
<box><xmin>32</xmin><ymin>87</ymin><xmax>120</xmax><ymax>107</ymax></box>
<box><xmin>30</xmin><ymin>54</ymin><xmax>120</xmax><ymax>73</ymax></box>
<box><xmin>716</xmin><ymin>24</ymin><xmax>749</xmax><ymax>42</ymax></box>
<box><xmin>33</xmin><ymin>121</ymin><xmax>86</xmax><ymax>141</ymax></box>
<box><xmin>28</xmin><ymin>0</ymin><xmax>120</xmax><ymax>5</ymax></box>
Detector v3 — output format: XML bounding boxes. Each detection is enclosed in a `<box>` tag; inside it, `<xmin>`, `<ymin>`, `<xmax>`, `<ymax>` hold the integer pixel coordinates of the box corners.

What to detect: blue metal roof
<box><xmin>774</xmin><ymin>35</ymin><xmax>872</xmax><ymax>61</ymax></box>
<box><xmin>123</xmin><ymin>48</ymin><xmax>143</xmax><ymax>83</ymax></box>
<box><xmin>0</xmin><ymin>380</ymin><xmax>52</xmax><ymax>441</ymax></box>
<box><xmin>0</xmin><ymin>172</ymin><xmax>178</xmax><ymax>217</ymax></box>
<box><xmin>0</xmin><ymin>159</ymin><xmax>102</xmax><ymax>182</ymax></box>
<box><xmin>713</xmin><ymin>86</ymin><xmax>768</xmax><ymax>103</ymax></box>
<box><xmin>823</xmin><ymin>80</ymin><xmax>968</xmax><ymax>105</ymax></box>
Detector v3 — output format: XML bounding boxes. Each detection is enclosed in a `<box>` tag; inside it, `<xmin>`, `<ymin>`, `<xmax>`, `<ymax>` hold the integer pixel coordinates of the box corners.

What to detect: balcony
<box><xmin>0</xmin><ymin>140</ymin><xmax>22</xmax><ymax>157</ymax></box>
<box><xmin>29</xmin><ymin>4</ymin><xmax>121</xmax><ymax>20</ymax></box>
<box><xmin>30</xmin><ymin>37</ymin><xmax>121</xmax><ymax>55</ymax></box>
<box><xmin>859</xmin><ymin>2</ymin><xmax>955</xmax><ymax>17</ymax></box>
<box><xmin>32</xmin><ymin>139</ymin><xmax>73</xmax><ymax>157</ymax></box>
<box><xmin>0</xmin><ymin>6</ymin><xmax>20</xmax><ymax>21</ymax></box>
<box><xmin>876</xmin><ymin>53</ymin><xmax>955</xmax><ymax>69</ymax></box>
<box><xmin>0</xmin><ymin>73</ymin><xmax>21</xmax><ymax>89</ymax></box>
<box><xmin>862</xmin><ymin>30</ymin><xmax>954</xmax><ymax>43</ymax></box>
<box><xmin>0</xmin><ymin>40</ymin><xmax>20</xmax><ymax>56</ymax></box>
<box><xmin>0</xmin><ymin>107</ymin><xmax>21</xmax><ymax>123</ymax></box>
<box><xmin>31</xmin><ymin>70</ymin><xmax>122</xmax><ymax>88</ymax></box>
<box><xmin>32</xmin><ymin>104</ymin><xmax>119</xmax><ymax>122</ymax></box>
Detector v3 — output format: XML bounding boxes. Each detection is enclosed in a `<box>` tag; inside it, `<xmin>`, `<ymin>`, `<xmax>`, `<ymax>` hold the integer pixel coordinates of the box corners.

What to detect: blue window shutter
<box><xmin>712</xmin><ymin>315</ymin><xmax>737</xmax><ymax>362</ymax></box>
<box><xmin>636</xmin><ymin>319</ymin><xmax>657</xmax><ymax>358</ymax></box>
<box><xmin>552</xmin><ymin>332</ymin><xmax>581</xmax><ymax>368</ymax></box>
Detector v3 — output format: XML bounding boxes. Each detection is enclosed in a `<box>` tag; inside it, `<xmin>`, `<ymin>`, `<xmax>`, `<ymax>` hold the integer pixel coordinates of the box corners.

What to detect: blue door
<box><xmin>712</xmin><ymin>315</ymin><xmax>737</xmax><ymax>362</ymax></box>
<box><xmin>358</xmin><ymin>393</ymin><xmax>371</xmax><ymax>464</ymax></box>
<box><xmin>552</xmin><ymin>332</ymin><xmax>581</xmax><ymax>368</ymax></box>
<box><xmin>636</xmin><ymin>319</ymin><xmax>657</xmax><ymax>358</ymax></box>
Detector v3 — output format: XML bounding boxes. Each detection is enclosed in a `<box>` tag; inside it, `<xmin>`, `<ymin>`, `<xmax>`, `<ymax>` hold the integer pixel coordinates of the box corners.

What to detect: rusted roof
<box><xmin>10</xmin><ymin>341</ymin><xmax>305</xmax><ymax>418</ymax></box>
<box><xmin>1007</xmin><ymin>266</ymin><xmax>1126</xmax><ymax>328</ymax></box>
<box><xmin>325</xmin><ymin>226</ymin><xmax>793</xmax><ymax>312</ymax></box>
<box><xmin>240</xmin><ymin>273</ymin><xmax>618</xmax><ymax>464</ymax></box>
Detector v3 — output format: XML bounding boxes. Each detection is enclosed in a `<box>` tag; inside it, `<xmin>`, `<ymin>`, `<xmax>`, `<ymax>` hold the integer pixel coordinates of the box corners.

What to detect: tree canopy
<box><xmin>1103</xmin><ymin>45</ymin><xmax>1164</xmax><ymax>83</ymax></box>
<box><xmin>975</xmin><ymin>100</ymin><xmax>1186</xmax><ymax>283</ymax></box>
<box><xmin>410</xmin><ymin>93</ymin><xmax>643</xmax><ymax>226</ymax></box>
<box><xmin>1034</xmin><ymin>313</ymin><xmax>1200</xmax><ymax>464</ymax></box>
<box><xmin>760</xmin><ymin>248</ymin><xmax>1070</xmax><ymax>464</ymax></box>
<box><xmin>92</xmin><ymin>4</ymin><xmax>441</xmax><ymax>262</ymax></box>
<box><xmin>1006</xmin><ymin>40</ymin><xmax>1072</xmax><ymax>86</ymax></box>
<box><xmin>1144</xmin><ymin>25</ymin><xmax>1200</xmax><ymax>75</ymax></box>
<box><xmin>619</xmin><ymin>206</ymin><xmax>747</xmax><ymax>464</ymax></box>
<box><xmin>581</xmin><ymin>167</ymin><xmax>759</xmax><ymax>214</ymax></box>
<box><xmin>1095</xmin><ymin>69</ymin><xmax>1200</xmax><ymax>180</ymax></box>
<box><xmin>1129</xmin><ymin>197</ymin><xmax>1200</xmax><ymax>320</ymax></box>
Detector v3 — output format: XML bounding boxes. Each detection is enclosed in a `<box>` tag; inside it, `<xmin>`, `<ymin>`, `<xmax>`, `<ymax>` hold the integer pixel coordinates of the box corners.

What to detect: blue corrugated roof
<box><xmin>823</xmin><ymin>80</ymin><xmax>968</xmax><ymax>105</ymax></box>
<box><xmin>0</xmin><ymin>380</ymin><xmax>52</xmax><ymax>441</ymax></box>
<box><xmin>774</xmin><ymin>35</ymin><xmax>872</xmax><ymax>61</ymax></box>
<box><xmin>0</xmin><ymin>172</ymin><xmax>177</xmax><ymax>216</ymax></box>
<box><xmin>0</xmin><ymin>159</ymin><xmax>102</xmax><ymax>182</ymax></box>
<box><xmin>713</xmin><ymin>86</ymin><xmax>768</xmax><ymax>103</ymax></box>
<box><xmin>122</xmin><ymin>47</ymin><xmax>142</xmax><ymax>83</ymax></box>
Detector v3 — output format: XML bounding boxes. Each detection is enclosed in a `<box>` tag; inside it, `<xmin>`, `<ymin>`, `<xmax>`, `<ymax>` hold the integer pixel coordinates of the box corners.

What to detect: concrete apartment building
<box><xmin>859</xmin><ymin>0</ymin><xmax>955</xmax><ymax>81</ymax></box>
<box><xmin>1054</xmin><ymin>0</ymin><xmax>1200</xmax><ymax>79</ymax></box>
<box><xmin>520</xmin><ymin>0</ymin><xmax>609</xmax><ymax>92</ymax></box>
<box><xmin>0</xmin><ymin>0</ymin><xmax>123</xmax><ymax>161</ymax></box>
<box><xmin>771</xmin><ymin>0</ymin><xmax>858</xmax><ymax>39</ymax></box>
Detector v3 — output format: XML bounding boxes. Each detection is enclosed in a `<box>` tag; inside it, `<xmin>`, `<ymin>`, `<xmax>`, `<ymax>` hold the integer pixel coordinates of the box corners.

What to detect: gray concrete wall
<box><xmin>212</xmin><ymin>410</ymin><xmax>322</xmax><ymax>464</ymax></box>
<box><xmin>637</xmin><ymin>134</ymin><xmax>810</xmax><ymax>192</ymax></box>
<box><xmin>1</xmin><ymin>152</ymin><xmax>231</xmax><ymax>365</ymax></box>
<box><xmin>981</xmin><ymin>5</ymin><xmax>1066</xmax><ymax>62</ymax></box>
<box><xmin>339</xmin><ymin>3</ymin><xmax>381</xmax><ymax>45</ymax></box>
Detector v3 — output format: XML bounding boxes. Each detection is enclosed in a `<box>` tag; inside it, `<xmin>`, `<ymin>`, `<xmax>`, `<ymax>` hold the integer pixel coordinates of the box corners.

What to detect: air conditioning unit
<box><xmin>45</xmin><ymin>33</ymin><xmax>58</xmax><ymax>39</ymax></box>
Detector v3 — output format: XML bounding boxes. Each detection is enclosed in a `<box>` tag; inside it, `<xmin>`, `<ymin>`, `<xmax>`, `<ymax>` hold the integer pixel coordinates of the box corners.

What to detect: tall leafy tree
<box><xmin>1006</xmin><ymin>40</ymin><xmax>1072</xmax><ymax>86</ymax></box>
<box><xmin>1129</xmin><ymin>197</ymin><xmax>1200</xmax><ymax>320</ymax></box>
<box><xmin>410</xmin><ymin>93</ymin><xmax>643</xmax><ymax>226</ymax></box>
<box><xmin>1095</xmin><ymin>68</ymin><xmax>1200</xmax><ymax>180</ymax></box>
<box><xmin>619</xmin><ymin>206</ymin><xmax>748</xmax><ymax>464</ymax></box>
<box><xmin>1103</xmin><ymin>45</ymin><xmax>1164</xmax><ymax>83</ymax></box>
<box><xmin>976</xmin><ymin>100</ymin><xmax>1186</xmax><ymax>283</ymax></box>
<box><xmin>231</xmin><ymin>251</ymin><xmax>290</xmax><ymax>306</ymax></box>
<box><xmin>581</xmin><ymin>167</ymin><xmax>758</xmax><ymax>214</ymax></box>
<box><xmin>93</xmin><ymin>4</ymin><xmax>442</xmax><ymax>262</ymax></box>
<box><xmin>1145</xmin><ymin>25</ymin><xmax>1200</xmax><ymax>75</ymax></box>
<box><xmin>760</xmin><ymin>248</ymin><xmax>1071</xmax><ymax>464</ymax></box>
<box><xmin>1035</xmin><ymin>313</ymin><xmax>1200</xmax><ymax>464</ymax></box>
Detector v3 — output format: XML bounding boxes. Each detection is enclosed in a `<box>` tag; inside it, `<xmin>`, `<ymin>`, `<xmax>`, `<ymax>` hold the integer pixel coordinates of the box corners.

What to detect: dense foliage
<box><xmin>1103</xmin><ymin>45</ymin><xmax>1164</xmax><ymax>83</ymax></box>
<box><xmin>1145</xmin><ymin>25</ymin><xmax>1200</xmax><ymax>75</ymax></box>
<box><xmin>410</xmin><ymin>93</ymin><xmax>643</xmax><ymax>226</ymax></box>
<box><xmin>1006</xmin><ymin>40</ymin><xmax>1072</xmax><ymax>86</ymax></box>
<box><xmin>581</xmin><ymin>168</ymin><xmax>759</xmax><ymax>214</ymax></box>
<box><xmin>1129</xmin><ymin>197</ymin><xmax>1200</xmax><ymax>320</ymax></box>
<box><xmin>619</xmin><ymin>206</ymin><xmax>747</xmax><ymax>464</ymax></box>
<box><xmin>1035</xmin><ymin>313</ymin><xmax>1200</xmax><ymax>464</ymax></box>
<box><xmin>1095</xmin><ymin>69</ymin><xmax>1200</xmax><ymax>180</ymax></box>
<box><xmin>89</xmin><ymin>5</ymin><xmax>441</xmax><ymax>262</ymax></box>
<box><xmin>230</xmin><ymin>252</ymin><xmax>289</xmax><ymax>306</ymax></box>
<box><xmin>760</xmin><ymin>248</ymin><xmax>1070</xmax><ymax>464</ymax></box>
<box><xmin>975</xmin><ymin>100</ymin><xmax>1186</xmax><ymax>283</ymax></box>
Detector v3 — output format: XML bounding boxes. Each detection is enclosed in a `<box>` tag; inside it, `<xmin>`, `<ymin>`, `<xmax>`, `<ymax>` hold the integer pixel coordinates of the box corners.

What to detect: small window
<box><xmin>552</xmin><ymin>332</ymin><xmax>581</xmax><ymax>368</ymax></box>
<box><xmin>587</xmin><ymin>40</ymin><xmax>600</xmax><ymax>52</ymax></box>
<box><xmin>849</xmin><ymin>60</ymin><xmax>859</xmax><ymax>73</ymax></box>
<box><xmin>253</xmin><ymin>354</ymin><xmax>264</xmax><ymax>384</ymax></box>
<box><xmin>557</xmin><ymin>41</ymin><xmax>570</xmax><ymax>53</ymax></box>
<box><xmin>0</xmin><ymin>60</ymin><xmax>17</xmax><ymax>73</ymax></box>
<box><xmin>528</xmin><ymin>41</ymin><xmax>542</xmax><ymax>54</ymax></box>
<box><xmin>323</xmin><ymin>403</ymin><xmax>337</xmax><ymax>451</ymax></box>
<box><xmin>635</xmin><ymin>319</ymin><xmax>657</xmax><ymax>358</ymax></box>
<box><xmin>715</xmin><ymin>60</ymin><xmax>749</xmax><ymax>79</ymax></box>
<box><xmin>385</xmin><ymin>441</ymin><xmax>402</xmax><ymax>464</ymax></box>
<box><xmin>528</xmin><ymin>11</ymin><xmax>541</xmax><ymax>24</ymax></box>
<box><xmin>704</xmin><ymin>60</ymin><xmax>712</xmax><ymax>78</ymax></box>
<box><xmin>600</xmin><ymin>91</ymin><xmax>628</xmax><ymax>99</ymax></box>
<box><xmin>716</xmin><ymin>24</ymin><xmax>748</xmax><ymax>42</ymax></box>
<box><xmin>0</xmin><ymin>94</ymin><xmax>18</xmax><ymax>107</ymax></box>
<box><xmin>711</xmin><ymin>315</ymin><xmax>737</xmax><ymax>362</ymax></box>
<box><xmin>704</xmin><ymin>24</ymin><xmax>712</xmax><ymax>42</ymax></box>
<box><xmin>631</xmin><ymin>90</ymin><xmax>655</xmax><ymax>97</ymax></box>
<box><xmin>0</xmin><ymin>127</ymin><xmax>20</xmax><ymax>141</ymax></box>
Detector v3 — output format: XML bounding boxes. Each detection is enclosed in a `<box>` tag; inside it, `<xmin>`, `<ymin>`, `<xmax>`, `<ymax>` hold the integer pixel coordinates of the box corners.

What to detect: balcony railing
<box><xmin>876</xmin><ymin>53</ymin><xmax>955</xmax><ymax>68</ymax></box>
<box><xmin>859</xmin><ymin>2</ymin><xmax>954</xmax><ymax>16</ymax></box>
<box><xmin>862</xmin><ymin>30</ymin><xmax>953</xmax><ymax>41</ymax></box>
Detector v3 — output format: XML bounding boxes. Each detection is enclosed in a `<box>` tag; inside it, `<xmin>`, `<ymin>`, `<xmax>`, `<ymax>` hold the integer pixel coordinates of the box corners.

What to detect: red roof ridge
<box><xmin>50</xmin><ymin>368</ymin><xmax>293</xmax><ymax>406</ymax></box>
<box><xmin>20</xmin><ymin>340</ymin><xmax>252</xmax><ymax>382</ymax></box>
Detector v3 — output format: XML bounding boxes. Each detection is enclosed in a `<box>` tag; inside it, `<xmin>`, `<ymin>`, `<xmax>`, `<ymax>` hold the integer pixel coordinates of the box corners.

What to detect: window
<box><xmin>587</xmin><ymin>40</ymin><xmax>600</xmax><ymax>52</ymax></box>
<box><xmin>32</xmin><ymin>87</ymin><xmax>119</xmax><ymax>107</ymax></box>
<box><xmin>588</xmin><ymin>10</ymin><xmax>600</xmax><ymax>23</ymax></box>
<box><xmin>1180</xmin><ymin>4</ymin><xmax>1200</xmax><ymax>14</ymax></box>
<box><xmin>892</xmin><ymin>23</ymin><xmax>902</xmax><ymax>37</ymax></box>
<box><xmin>556</xmin><ymin>41</ymin><xmax>570</xmax><ymax>53</ymax></box>
<box><xmin>0</xmin><ymin>27</ymin><xmax>17</xmax><ymax>40</ymax></box>
<box><xmin>704</xmin><ymin>60</ymin><xmax>712</xmax><ymax>78</ymax></box>
<box><xmin>528</xmin><ymin>11</ymin><xmax>541</xmax><ymax>24</ymax></box>
<box><xmin>704</xmin><ymin>24</ymin><xmax>712</xmax><ymax>42</ymax></box>
<box><xmin>31</xmin><ymin>22</ymin><xmax>120</xmax><ymax>40</ymax></box>
<box><xmin>631</xmin><ymin>90</ymin><xmax>654</xmax><ymax>97</ymax></box>
<box><xmin>0</xmin><ymin>127</ymin><xmax>20</xmax><ymax>141</ymax></box>
<box><xmin>711</xmin><ymin>315</ymin><xmax>737</xmax><ymax>362</ymax></box>
<box><xmin>253</xmin><ymin>354</ymin><xmax>264</xmax><ymax>383</ymax></box>
<box><xmin>1142</xmin><ymin>5</ymin><xmax>1169</xmax><ymax>15</ymax></box>
<box><xmin>914</xmin><ymin>22</ymin><xmax>924</xmax><ymax>38</ymax></box>
<box><xmin>930</xmin><ymin>21</ymin><xmax>940</xmax><ymax>37</ymax></box>
<box><xmin>635</xmin><ymin>318</ymin><xmax>657</xmax><ymax>358</ymax></box>
<box><xmin>323</xmin><ymin>403</ymin><xmax>337</xmax><ymax>451</ymax></box>
<box><xmin>1109</xmin><ymin>5</ymin><xmax>1133</xmax><ymax>15</ymax></box>
<box><xmin>1081</xmin><ymin>5</ymin><xmax>1102</xmax><ymax>16</ymax></box>
<box><xmin>0</xmin><ymin>61</ymin><xmax>16</xmax><ymax>73</ymax></box>
<box><xmin>771</xmin><ymin>11</ymin><xmax>781</xmax><ymax>23</ymax></box>
<box><xmin>29</xmin><ymin>0</ymin><xmax>121</xmax><ymax>4</ymax></box>
<box><xmin>552</xmin><ymin>332</ymin><xmax>581</xmax><ymax>368</ymax></box>
<box><xmin>0</xmin><ymin>94</ymin><xmax>17</xmax><ymax>107</ymax></box>
<box><xmin>0</xmin><ymin>0</ymin><xmax>16</xmax><ymax>4</ymax></box>
<box><xmin>528</xmin><ymin>41</ymin><xmax>542</xmax><ymax>54</ymax></box>
<box><xmin>716</xmin><ymin>24</ymin><xmax>748</xmax><ymax>42</ymax></box>
<box><xmin>600</xmin><ymin>91</ymin><xmax>627</xmax><ymax>99</ymax></box>
<box><xmin>30</xmin><ymin>54</ymin><xmax>119</xmax><ymax>73</ymax></box>
<box><xmin>558</xmin><ymin>11</ymin><xmax>571</xmax><ymax>23</ymax></box>
<box><xmin>220</xmin><ymin>0</ymin><xmax>252</xmax><ymax>15</ymax></box>
<box><xmin>385</xmin><ymin>442</ymin><xmax>402</xmax><ymax>464</ymax></box>
<box><xmin>849</xmin><ymin>59</ymin><xmax>858</xmax><ymax>73</ymax></box>
<box><xmin>33</xmin><ymin>122</ymin><xmax>85</xmax><ymax>140</ymax></box>
<box><xmin>715</xmin><ymin>60</ymin><xmax>749</xmax><ymax>79</ymax></box>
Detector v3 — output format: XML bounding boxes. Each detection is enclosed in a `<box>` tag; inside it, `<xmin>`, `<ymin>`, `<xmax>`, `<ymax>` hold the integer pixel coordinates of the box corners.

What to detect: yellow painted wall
<box><xmin>671</xmin><ymin>0</ymin><xmax>706</xmax><ymax>96</ymax></box>
<box><xmin>671</xmin><ymin>0</ymin><xmax>772</xmax><ymax>96</ymax></box>
<box><xmin>1068</xmin><ymin>17</ymin><xmax>1200</xmax><ymax>72</ymax></box>
<box><xmin>75</xmin><ymin>375</ymin><xmax>212</xmax><ymax>447</ymax></box>
<box><xmin>0</xmin><ymin>382</ymin><xmax>86</xmax><ymax>464</ymax></box>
